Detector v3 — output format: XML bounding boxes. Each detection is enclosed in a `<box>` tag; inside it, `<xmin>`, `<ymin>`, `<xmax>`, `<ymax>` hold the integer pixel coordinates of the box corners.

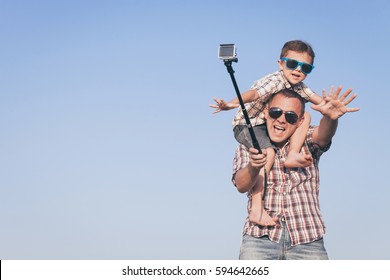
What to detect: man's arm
<box><xmin>311</xmin><ymin>86</ymin><xmax>360</xmax><ymax>147</ymax></box>
<box><xmin>234</xmin><ymin>148</ymin><xmax>267</xmax><ymax>193</ymax></box>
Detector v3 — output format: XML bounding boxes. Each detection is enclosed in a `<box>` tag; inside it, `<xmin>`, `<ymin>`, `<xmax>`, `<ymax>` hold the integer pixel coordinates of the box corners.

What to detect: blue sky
<box><xmin>1</xmin><ymin>0</ymin><xmax>389</xmax><ymax>260</ymax></box>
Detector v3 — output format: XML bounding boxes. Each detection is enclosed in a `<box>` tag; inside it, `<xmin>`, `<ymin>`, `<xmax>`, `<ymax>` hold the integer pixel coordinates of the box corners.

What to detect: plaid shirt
<box><xmin>232</xmin><ymin>71</ymin><xmax>315</xmax><ymax>128</ymax></box>
<box><xmin>232</xmin><ymin>126</ymin><xmax>331</xmax><ymax>246</ymax></box>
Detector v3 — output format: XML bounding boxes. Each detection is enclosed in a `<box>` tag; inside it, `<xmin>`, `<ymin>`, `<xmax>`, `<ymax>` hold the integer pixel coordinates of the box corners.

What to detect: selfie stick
<box><xmin>223</xmin><ymin>59</ymin><xmax>268</xmax><ymax>200</ymax></box>
<box><xmin>223</xmin><ymin>60</ymin><xmax>262</xmax><ymax>154</ymax></box>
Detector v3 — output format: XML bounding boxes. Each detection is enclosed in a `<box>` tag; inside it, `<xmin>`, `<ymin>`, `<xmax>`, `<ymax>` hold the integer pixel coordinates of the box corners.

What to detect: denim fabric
<box><xmin>239</xmin><ymin>222</ymin><xmax>328</xmax><ymax>260</ymax></box>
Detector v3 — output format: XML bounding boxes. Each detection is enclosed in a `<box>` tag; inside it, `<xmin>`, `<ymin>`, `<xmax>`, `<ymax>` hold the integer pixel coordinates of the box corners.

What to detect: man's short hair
<box><xmin>267</xmin><ymin>89</ymin><xmax>306</xmax><ymax>117</ymax></box>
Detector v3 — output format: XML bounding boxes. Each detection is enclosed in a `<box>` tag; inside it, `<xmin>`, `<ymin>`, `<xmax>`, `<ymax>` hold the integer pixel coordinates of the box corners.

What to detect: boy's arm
<box><xmin>210</xmin><ymin>89</ymin><xmax>258</xmax><ymax>113</ymax></box>
<box><xmin>296</xmin><ymin>80</ymin><xmax>322</xmax><ymax>105</ymax></box>
<box><xmin>311</xmin><ymin>86</ymin><xmax>359</xmax><ymax>147</ymax></box>
<box><xmin>308</xmin><ymin>93</ymin><xmax>323</xmax><ymax>105</ymax></box>
<box><xmin>211</xmin><ymin>72</ymin><xmax>287</xmax><ymax>113</ymax></box>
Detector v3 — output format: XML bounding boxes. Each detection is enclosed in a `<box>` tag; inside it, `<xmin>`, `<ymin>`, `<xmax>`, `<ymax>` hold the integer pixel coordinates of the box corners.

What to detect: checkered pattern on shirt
<box><xmin>232</xmin><ymin>127</ymin><xmax>331</xmax><ymax>247</ymax></box>
<box><xmin>232</xmin><ymin>71</ymin><xmax>315</xmax><ymax>128</ymax></box>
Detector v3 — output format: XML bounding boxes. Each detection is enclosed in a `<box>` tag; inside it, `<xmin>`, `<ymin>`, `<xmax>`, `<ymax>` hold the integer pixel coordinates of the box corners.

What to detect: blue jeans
<box><xmin>239</xmin><ymin>222</ymin><xmax>329</xmax><ymax>260</ymax></box>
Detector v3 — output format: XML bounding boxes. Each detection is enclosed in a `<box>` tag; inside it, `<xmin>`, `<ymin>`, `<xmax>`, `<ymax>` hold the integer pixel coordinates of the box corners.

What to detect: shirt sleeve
<box><xmin>306</xmin><ymin>126</ymin><xmax>331</xmax><ymax>159</ymax></box>
<box><xmin>293</xmin><ymin>82</ymin><xmax>316</xmax><ymax>102</ymax></box>
<box><xmin>250</xmin><ymin>71</ymin><xmax>289</xmax><ymax>103</ymax></box>
<box><xmin>231</xmin><ymin>144</ymin><xmax>249</xmax><ymax>187</ymax></box>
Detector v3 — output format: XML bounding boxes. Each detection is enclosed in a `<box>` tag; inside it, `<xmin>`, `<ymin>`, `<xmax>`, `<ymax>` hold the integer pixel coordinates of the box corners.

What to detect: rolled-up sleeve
<box><xmin>232</xmin><ymin>144</ymin><xmax>250</xmax><ymax>187</ymax></box>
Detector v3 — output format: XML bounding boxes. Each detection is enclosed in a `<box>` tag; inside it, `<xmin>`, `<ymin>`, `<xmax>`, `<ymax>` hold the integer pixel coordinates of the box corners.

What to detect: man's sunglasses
<box><xmin>268</xmin><ymin>107</ymin><xmax>300</xmax><ymax>124</ymax></box>
<box><xmin>280</xmin><ymin>58</ymin><xmax>315</xmax><ymax>74</ymax></box>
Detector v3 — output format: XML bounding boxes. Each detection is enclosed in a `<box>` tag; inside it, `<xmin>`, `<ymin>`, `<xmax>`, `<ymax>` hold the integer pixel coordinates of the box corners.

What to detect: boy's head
<box><xmin>278</xmin><ymin>40</ymin><xmax>315</xmax><ymax>86</ymax></box>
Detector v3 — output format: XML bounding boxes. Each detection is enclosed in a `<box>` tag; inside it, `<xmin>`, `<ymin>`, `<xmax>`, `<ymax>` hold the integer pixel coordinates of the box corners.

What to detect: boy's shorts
<box><xmin>233</xmin><ymin>124</ymin><xmax>274</xmax><ymax>150</ymax></box>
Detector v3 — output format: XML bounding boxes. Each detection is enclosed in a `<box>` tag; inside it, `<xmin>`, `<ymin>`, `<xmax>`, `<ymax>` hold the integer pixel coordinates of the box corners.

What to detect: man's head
<box><xmin>278</xmin><ymin>40</ymin><xmax>315</xmax><ymax>86</ymax></box>
<box><xmin>265</xmin><ymin>89</ymin><xmax>306</xmax><ymax>147</ymax></box>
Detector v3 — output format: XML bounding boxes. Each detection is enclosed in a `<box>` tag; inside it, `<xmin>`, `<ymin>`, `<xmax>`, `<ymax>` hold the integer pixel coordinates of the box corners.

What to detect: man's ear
<box><xmin>264</xmin><ymin>106</ymin><xmax>269</xmax><ymax>119</ymax></box>
<box><xmin>297</xmin><ymin>113</ymin><xmax>305</xmax><ymax>127</ymax></box>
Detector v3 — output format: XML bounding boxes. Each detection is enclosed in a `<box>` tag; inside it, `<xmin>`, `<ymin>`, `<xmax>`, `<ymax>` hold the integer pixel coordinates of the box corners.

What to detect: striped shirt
<box><xmin>232</xmin><ymin>126</ymin><xmax>331</xmax><ymax>246</ymax></box>
<box><xmin>232</xmin><ymin>71</ymin><xmax>315</xmax><ymax>128</ymax></box>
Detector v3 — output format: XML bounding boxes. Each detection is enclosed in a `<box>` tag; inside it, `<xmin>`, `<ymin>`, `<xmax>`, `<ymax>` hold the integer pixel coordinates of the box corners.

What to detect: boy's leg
<box><xmin>235</xmin><ymin>125</ymin><xmax>277</xmax><ymax>226</ymax></box>
<box><xmin>284</xmin><ymin>111</ymin><xmax>313</xmax><ymax>168</ymax></box>
<box><xmin>249</xmin><ymin>148</ymin><xmax>277</xmax><ymax>226</ymax></box>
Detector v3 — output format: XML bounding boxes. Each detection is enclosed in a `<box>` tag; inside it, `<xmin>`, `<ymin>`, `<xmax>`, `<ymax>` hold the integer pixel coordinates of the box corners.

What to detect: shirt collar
<box><xmin>279</xmin><ymin>70</ymin><xmax>292</xmax><ymax>89</ymax></box>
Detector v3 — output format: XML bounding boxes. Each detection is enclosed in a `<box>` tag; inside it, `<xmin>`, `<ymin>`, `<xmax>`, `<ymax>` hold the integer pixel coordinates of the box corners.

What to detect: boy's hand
<box><xmin>311</xmin><ymin>86</ymin><xmax>360</xmax><ymax>120</ymax></box>
<box><xmin>209</xmin><ymin>97</ymin><xmax>239</xmax><ymax>113</ymax></box>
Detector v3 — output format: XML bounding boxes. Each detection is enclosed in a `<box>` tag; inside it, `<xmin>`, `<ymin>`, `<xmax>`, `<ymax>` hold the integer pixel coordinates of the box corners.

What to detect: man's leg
<box><xmin>285</xmin><ymin>238</ymin><xmax>329</xmax><ymax>260</ymax></box>
<box><xmin>239</xmin><ymin>234</ymin><xmax>281</xmax><ymax>260</ymax></box>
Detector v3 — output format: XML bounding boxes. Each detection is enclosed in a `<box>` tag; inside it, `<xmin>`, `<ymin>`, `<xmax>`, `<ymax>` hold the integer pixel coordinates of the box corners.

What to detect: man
<box><xmin>233</xmin><ymin>86</ymin><xmax>359</xmax><ymax>260</ymax></box>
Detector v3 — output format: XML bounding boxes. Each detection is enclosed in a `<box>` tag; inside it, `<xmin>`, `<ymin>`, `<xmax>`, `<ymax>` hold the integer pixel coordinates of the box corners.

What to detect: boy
<box><xmin>210</xmin><ymin>40</ymin><xmax>323</xmax><ymax>226</ymax></box>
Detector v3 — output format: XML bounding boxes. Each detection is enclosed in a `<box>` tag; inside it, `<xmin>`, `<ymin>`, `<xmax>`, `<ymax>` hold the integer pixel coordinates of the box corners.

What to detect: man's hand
<box><xmin>311</xmin><ymin>86</ymin><xmax>360</xmax><ymax>120</ymax></box>
<box><xmin>311</xmin><ymin>86</ymin><xmax>360</xmax><ymax>147</ymax></box>
<box><xmin>209</xmin><ymin>97</ymin><xmax>239</xmax><ymax>113</ymax></box>
<box><xmin>234</xmin><ymin>147</ymin><xmax>267</xmax><ymax>193</ymax></box>
<box><xmin>248</xmin><ymin>148</ymin><xmax>267</xmax><ymax>170</ymax></box>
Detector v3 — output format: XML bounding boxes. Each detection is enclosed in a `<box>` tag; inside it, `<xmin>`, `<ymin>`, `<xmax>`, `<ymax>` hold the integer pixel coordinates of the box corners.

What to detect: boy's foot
<box><xmin>249</xmin><ymin>207</ymin><xmax>278</xmax><ymax>226</ymax></box>
<box><xmin>284</xmin><ymin>150</ymin><xmax>313</xmax><ymax>168</ymax></box>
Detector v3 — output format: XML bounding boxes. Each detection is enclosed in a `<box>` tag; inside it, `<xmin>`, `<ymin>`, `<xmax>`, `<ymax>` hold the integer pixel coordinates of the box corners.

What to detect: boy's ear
<box><xmin>277</xmin><ymin>59</ymin><xmax>284</xmax><ymax>70</ymax></box>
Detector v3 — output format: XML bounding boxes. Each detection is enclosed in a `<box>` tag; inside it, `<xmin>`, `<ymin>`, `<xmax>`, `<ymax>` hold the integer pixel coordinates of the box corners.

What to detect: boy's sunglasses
<box><xmin>280</xmin><ymin>58</ymin><xmax>315</xmax><ymax>74</ymax></box>
<box><xmin>268</xmin><ymin>107</ymin><xmax>300</xmax><ymax>124</ymax></box>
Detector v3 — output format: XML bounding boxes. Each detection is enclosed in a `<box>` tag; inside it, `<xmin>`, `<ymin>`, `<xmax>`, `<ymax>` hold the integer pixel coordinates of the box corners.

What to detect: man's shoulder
<box><xmin>306</xmin><ymin>125</ymin><xmax>320</xmax><ymax>143</ymax></box>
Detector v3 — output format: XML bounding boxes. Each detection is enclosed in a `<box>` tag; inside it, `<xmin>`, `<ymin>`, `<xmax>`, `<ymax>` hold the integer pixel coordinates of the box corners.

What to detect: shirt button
<box><xmin>283</xmin><ymin>192</ymin><xmax>287</xmax><ymax>195</ymax></box>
